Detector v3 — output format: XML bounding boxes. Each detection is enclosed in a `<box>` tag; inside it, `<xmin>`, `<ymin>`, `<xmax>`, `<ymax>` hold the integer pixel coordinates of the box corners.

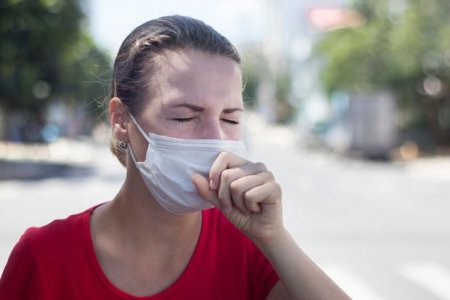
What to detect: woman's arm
<box><xmin>259</xmin><ymin>230</ymin><xmax>350</xmax><ymax>300</ymax></box>
<box><xmin>192</xmin><ymin>152</ymin><xmax>350</xmax><ymax>300</ymax></box>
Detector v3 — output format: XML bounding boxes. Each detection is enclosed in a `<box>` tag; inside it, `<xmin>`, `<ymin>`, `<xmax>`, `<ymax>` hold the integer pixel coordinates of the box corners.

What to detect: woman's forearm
<box><xmin>255</xmin><ymin>229</ymin><xmax>351</xmax><ymax>300</ymax></box>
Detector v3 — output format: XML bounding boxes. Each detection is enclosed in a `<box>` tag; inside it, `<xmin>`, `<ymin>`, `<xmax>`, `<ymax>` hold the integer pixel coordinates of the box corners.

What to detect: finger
<box><xmin>244</xmin><ymin>181</ymin><xmax>282</xmax><ymax>210</ymax></box>
<box><xmin>229</xmin><ymin>171</ymin><xmax>275</xmax><ymax>214</ymax></box>
<box><xmin>209</xmin><ymin>152</ymin><xmax>248</xmax><ymax>191</ymax></box>
<box><xmin>191</xmin><ymin>173</ymin><xmax>220</xmax><ymax>208</ymax></box>
<box><xmin>217</xmin><ymin>163</ymin><xmax>268</xmax><ymax>215</ymax></box>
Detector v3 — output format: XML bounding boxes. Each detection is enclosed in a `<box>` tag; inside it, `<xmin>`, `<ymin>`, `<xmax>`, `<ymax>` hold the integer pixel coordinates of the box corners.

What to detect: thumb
<box><xmin>192</xmin><ymin>173</ymin><xmax>220</xmax><ymax>207</ymax></box>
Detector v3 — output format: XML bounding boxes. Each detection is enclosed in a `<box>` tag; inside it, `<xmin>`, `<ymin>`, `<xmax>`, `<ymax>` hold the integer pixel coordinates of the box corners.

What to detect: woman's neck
<box><xmin>94</xmin><ymin>164</ymin><xmax>202</xmax><ymax>250</ymax></box>
<box><xmin>90</xmin><ymin>166</ymin><xmax>203</xmax><ymax>296</ymax></box>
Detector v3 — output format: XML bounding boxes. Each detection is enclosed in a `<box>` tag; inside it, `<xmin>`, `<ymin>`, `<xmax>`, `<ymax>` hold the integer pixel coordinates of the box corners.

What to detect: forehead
<box><xmin>153</xmin><ymin>48</ymin><xmax>241</xmax><ymax>79</ymax></box>
<box><xmin>146</xmin><ymin>49</ymin><xmax>243</xmax><ymax>109</ymax></box>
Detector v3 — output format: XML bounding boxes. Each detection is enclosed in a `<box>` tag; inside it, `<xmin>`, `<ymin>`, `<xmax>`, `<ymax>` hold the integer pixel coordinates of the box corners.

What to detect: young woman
<box><xmin>0</xmin><ymin>16</ymin><xmax>349</xmax><ymax>300</ymax></box>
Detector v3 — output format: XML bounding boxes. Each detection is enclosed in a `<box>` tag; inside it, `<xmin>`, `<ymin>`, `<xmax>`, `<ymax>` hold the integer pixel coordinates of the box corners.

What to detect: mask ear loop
<box><xmin>129</xmin><ymin>114</ymin><xmax>151</xmax><ymax>143</ymax></box>
<box><xmin>128</xmin><ymin>143</ymin><xmax>140</xmax><ymax>164</ymax></box>
<box><xmin>127</xmin><ymin>114</ymin><xmax>151</xmax><ymax>164</ymax></box>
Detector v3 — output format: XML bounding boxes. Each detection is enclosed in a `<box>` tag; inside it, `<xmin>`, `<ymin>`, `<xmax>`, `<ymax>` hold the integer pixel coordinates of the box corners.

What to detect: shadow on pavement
<box><xmin>0</xmin><ymin>159</ymin><xmax>94</xmax><ymax>181</ymax></box>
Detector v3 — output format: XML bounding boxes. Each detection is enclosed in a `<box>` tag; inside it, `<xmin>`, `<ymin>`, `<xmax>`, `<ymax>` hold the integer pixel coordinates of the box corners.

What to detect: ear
<box><xmin>109</xmin><ymin>97</ymin><xmax>129</xmax><ymax>142</ymax></box>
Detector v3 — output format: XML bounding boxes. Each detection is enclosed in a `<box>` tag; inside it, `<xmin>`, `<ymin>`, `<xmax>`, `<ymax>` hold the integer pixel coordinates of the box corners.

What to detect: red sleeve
<box><xmin>245</xmin><ymin>238</ymin><xmax>280</xmax><ymax>299</ymax></box>
<box><xmin>0</xmin><ymin>229</ymin><xmax>49</xmax><ymax>300</ymax></box>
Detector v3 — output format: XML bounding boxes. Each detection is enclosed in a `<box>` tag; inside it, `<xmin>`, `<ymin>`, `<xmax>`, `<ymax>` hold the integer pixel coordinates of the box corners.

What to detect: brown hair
<box><xmin>109</xmin><ymin>15</ymin><xmax>241</xmax><ymax>166</ymax></box>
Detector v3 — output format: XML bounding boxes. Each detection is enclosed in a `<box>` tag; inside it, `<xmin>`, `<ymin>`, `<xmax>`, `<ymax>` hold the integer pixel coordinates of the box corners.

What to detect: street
<box><xmin>1</xmin><ymin>113</ymin><xmax>449</xmax><ymax>299</ymax></box>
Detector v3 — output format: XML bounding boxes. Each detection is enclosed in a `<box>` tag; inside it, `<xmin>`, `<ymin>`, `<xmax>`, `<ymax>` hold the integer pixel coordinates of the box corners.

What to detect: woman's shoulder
<box><xmin>18</xmin><ymin>204</ymin><xmax>100</xmax><ymax>258</ymax></box>
<box><xmin>1</xmin><ymin>204</ymin><xmax>103</xmax><ymax>298</ymax></box>
<box><xmin>25</xmin><ymin>206</ymin><xmax>93</xmax><ymax>240</ymax></box>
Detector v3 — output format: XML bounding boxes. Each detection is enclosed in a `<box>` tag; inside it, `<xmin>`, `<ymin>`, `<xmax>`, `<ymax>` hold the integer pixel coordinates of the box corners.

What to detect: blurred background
<box><xmin>1</xmin><ymin>0</ymin><xmax>449</xmax><ymax>299</ymax></box>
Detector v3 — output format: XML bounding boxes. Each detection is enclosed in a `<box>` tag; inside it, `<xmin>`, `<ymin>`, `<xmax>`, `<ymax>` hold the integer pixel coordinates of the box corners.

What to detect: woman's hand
<box><xmin>194</xmin><ymin>152</ymin><xmax>351</xmax><ymax>300</ymax></box>
<box><xmin>192</xmin><ymin>152</ymin><xmax>284</xmax><ymax>244</ymax></box>
<box><xmin>193</xmin><ymin>152</ymin><xmax>351</xmax><ymax>300</ymax></box>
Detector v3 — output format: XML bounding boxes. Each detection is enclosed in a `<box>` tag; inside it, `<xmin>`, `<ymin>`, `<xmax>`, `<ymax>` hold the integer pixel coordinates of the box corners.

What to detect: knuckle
<box><xmin>255</xmin><ymin>162</ymin><xmax>267</xmax><ymax>171</ymax></box>
<box><xmin>244</xmin><ymin>192</ymin><xmax>259</xmax><ymax>211</ymax></box>
<box><xmin>229</xmin><ymin>180</ymin><xmax>239</xmax><ymax>191</ymax></box>
<box><xmin>274</xmin><ymin>181</ymin><xmax>281</xmax><ymax>190</ymax></box>
<box><xmin>221</xmin><ymin>169</ymin><xmax>233</xmax><ymax>183</ymax></box>
<box><xmin>220</xmin><ymin>151</ymin><xmax>231</xmax><ymax>160</ymax></box>
<box><xmin>243</xmin><ymin>191</ymin><xmax>253</xmax><ymax>203</ymax></box>
<box><xmin>218</xmin><ymin>151</ymin><xmax>227</xmax><ymax>157</ymax></box>
<box><xmin>272</xmin><ymin>182</ymin><xmax>282</xmax><ymax>197</ymax></box>
<box><xmin>269</xmin><ymin>181</ymin><xmax>280</xmax><ymax>190</ymax></box>
<box><xmin>264</xmin><ymin>171</ymin><xmax>275</xmax><ymax>181</ymax></box>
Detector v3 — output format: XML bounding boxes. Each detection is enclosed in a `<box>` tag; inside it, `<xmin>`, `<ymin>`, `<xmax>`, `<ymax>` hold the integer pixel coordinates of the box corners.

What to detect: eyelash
<box><xmin>172</xmin><ymin>118</ymin><xmax>239</xmax><ymax>125</ymax></box>
<box><xmin>224</xmin><ymin>119</ymin><xmax>239</xmax><ymax>125</ymax></box>
<box><xmin>173</xmin><ymin>118</ymin><xmax>194</xmax><ymax>123</ymax></box>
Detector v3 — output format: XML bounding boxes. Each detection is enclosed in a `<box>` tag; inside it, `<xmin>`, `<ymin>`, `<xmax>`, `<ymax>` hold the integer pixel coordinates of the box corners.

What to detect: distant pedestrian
<box><xmin>0</xmin><ymin>15</ymin><xmax>349</xmax><ymax>300</ymax></box>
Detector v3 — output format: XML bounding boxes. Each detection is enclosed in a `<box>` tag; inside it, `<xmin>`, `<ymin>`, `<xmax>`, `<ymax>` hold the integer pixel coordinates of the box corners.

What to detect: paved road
<box><xmin>1</xmin><ymin>114</ymin><xmax>449</xmax><ymax>299</ymax></box>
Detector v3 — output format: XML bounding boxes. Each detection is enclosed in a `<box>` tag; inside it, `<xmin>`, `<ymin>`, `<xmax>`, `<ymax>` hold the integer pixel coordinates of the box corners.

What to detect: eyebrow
<box><xmin>223</xmin><ymin>107</ymin><xmax>243</xmax><ymax>113</ymax></box>
<box><xmin>168</xmin><ymin>103</ymin><xmax>243</xmax><ymax>113</ymax></box>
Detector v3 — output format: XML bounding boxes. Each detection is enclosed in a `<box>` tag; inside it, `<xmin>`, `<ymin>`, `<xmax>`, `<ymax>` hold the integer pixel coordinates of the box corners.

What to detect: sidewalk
<box><xmin>403</xmin><ymin>156</ymin><xmax>450</xmax><ymax>183</ymax></box>
<box><xmin>0</xmin><ymin>137</ymin><xmax>102</xmax><ymax>180</ymax></box>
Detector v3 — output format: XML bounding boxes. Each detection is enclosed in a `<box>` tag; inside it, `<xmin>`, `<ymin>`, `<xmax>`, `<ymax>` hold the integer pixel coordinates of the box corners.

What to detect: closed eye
<box><xmin>222</xmin><ymin>119</ymin><xmax>239</xmax><ymax>125</ymax></box>
<box><xmin>173</xmin><ymin>117</ymin><xmax>195</xmax><ymax>123</ymax></box>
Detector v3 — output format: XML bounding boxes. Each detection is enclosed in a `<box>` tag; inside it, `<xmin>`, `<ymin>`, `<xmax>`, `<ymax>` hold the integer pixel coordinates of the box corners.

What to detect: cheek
<box><xmin>153</xmin><ymin>120</ymin><xmax>197</xmax><ymax>139</ymax></box>
<box><xmin>224</xmin><ymin>125</ymin><xmax>243</xmax><ymax>141</ymax></box>
<box><xmin>166</xmin><ymin>128</ymin><xmax>192</xmax><ymax>139</ymax></box>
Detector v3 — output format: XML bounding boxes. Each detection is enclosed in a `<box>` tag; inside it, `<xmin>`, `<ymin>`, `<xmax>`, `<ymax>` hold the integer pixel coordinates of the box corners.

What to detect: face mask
<box><xmin>128</xmin><ymin>115</ymin><xmax>247</xmax><ymax>215</ymax></box>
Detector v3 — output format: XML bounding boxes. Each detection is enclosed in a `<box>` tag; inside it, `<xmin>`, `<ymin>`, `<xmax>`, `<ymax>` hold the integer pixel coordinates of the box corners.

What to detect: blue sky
<box><xmin>86</xmin><ymin>0</ymin><xmax>264</xmax><ymax>56</ymax></box>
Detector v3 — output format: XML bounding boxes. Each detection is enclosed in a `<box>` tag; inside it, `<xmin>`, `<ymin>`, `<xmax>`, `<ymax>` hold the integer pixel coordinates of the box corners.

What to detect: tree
<box><xmin>241</xmin><ymin>46</ymin><xmax>295</xmax><ymax>123</ymax></box>
<box><xmin>0</xmin><ymin>0</ymin><xmax>110</xmax><ymax>142</ymax></box>
<box><xmin>316</xmin><ymin>0</ymin><xmax>450</xmax><ymax>147</ymax></box>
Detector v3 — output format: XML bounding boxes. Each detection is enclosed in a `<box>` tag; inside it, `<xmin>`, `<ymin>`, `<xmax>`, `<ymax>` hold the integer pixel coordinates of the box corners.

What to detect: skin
<box><xmin>95</xmin><ymin>48</ymin><xmax>350</xmax><ymax>299</ymax></box>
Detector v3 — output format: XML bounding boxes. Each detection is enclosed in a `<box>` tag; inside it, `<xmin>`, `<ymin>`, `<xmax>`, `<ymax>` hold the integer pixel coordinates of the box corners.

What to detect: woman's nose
<box><xmin>199</xmin><ymin>119</ymin><xmax>225</xmax><ymax>140</ymax></box>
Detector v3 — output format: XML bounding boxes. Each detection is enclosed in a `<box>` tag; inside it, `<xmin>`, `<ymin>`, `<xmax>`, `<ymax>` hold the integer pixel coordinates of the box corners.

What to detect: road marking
<box><xmin>399</xmin><ymin>262</ymin><xmax>450</xmax><ymax>300</ymax></box>
<box><xmin>322</xmin><ymin>264</ymin><xmax>388</xmax><ymax>300</ymax></box>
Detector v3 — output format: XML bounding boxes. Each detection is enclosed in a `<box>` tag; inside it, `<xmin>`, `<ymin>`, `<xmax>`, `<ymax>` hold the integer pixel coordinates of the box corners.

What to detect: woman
<box><xmin>0</xmin><ymin>16</ymin><xmax>349</xmax><ymax>299</ymax></box>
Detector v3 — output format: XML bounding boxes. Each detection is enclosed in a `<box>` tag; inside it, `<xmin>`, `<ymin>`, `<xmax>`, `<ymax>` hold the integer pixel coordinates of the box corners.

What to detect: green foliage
<box><xmin>274</xmin><ymin>70</ymin><xmax>294</xmax><ymax>123</ymax></box>
<box><xmin>316</xmin><ymin>0</ymin><xmax>450</xmax><ymax>144</ymax></box>
<box><xmin>241</xmin><ymin>49</ymin><xmax>265</xmax><ymax>109</ymax></box>
<box><xmin>0</xmin><ymin>0</ymin><xmax>111</xmax><ymax>114</ymax></box>
<box><xmin>241</xmin><ymin>48</ymin><xmax>295</xmax><ymax>123</ymax></box>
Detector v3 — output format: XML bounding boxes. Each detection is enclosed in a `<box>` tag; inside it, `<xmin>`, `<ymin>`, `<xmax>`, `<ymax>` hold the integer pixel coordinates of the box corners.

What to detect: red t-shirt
<box><xmin>0</xmin><ymin>206</ymin><xmax>279</xmax><ymax>300</ymax></box>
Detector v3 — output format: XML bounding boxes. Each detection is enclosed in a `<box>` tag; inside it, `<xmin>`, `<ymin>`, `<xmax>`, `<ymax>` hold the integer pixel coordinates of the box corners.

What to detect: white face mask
<box><xmin>128</xmin><ymin>115</ymin><xmax>247</xmax><ymax>215</ymax></box>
